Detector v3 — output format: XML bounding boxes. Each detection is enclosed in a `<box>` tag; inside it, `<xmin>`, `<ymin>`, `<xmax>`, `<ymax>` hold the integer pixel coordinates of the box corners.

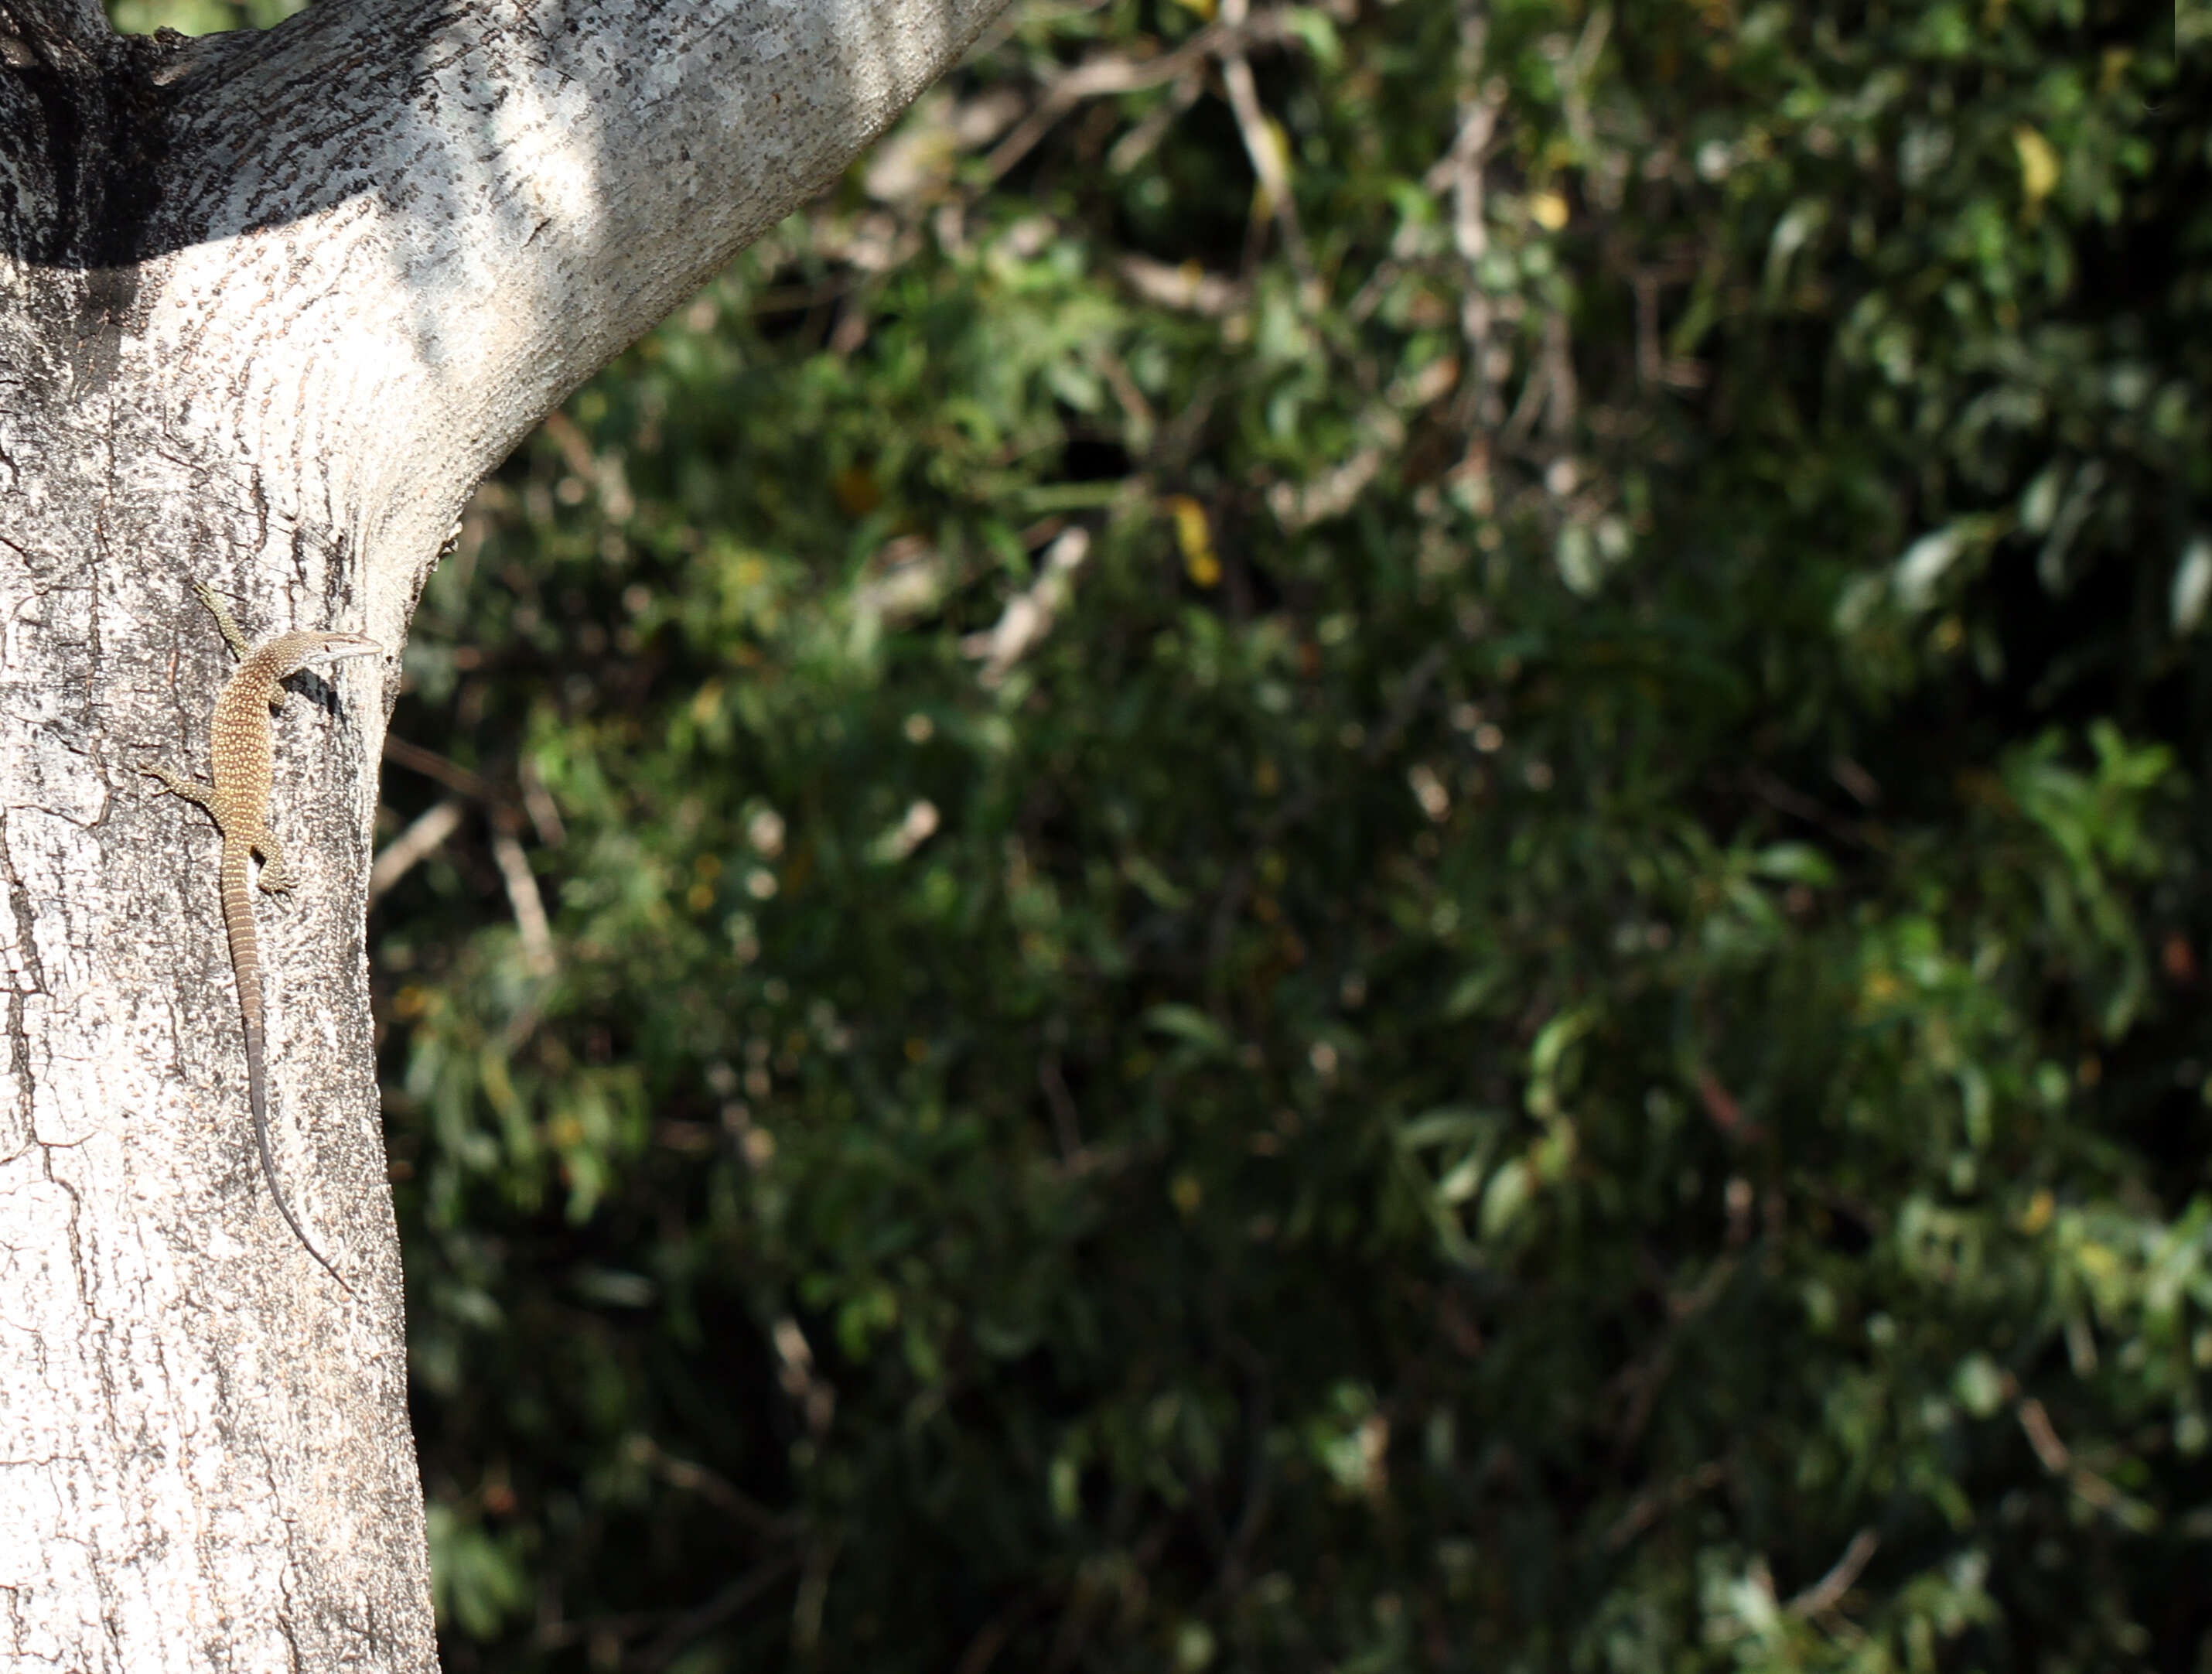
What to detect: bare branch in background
<box><xmin>381</xmin><ymin>735</ymin><xmax>560</xmax><ymax>972</ymax></box>
<box><xmin>518</xmin><ymin>756</ymin><xmax>568</xmax><ymax>847</ymax></box>
<box><xmin>962</xmin><ymin>527</ymin><xmax>1094</xmax><ymax>685</ymax></box>
<box><xmin>384</xmin><ymin>734</ymin><xmax>497</xmax><ymax>804</ymax></box>
<box><xmin>985</xmin><ymin>22</ymin><xmax>1228</xmax><ymax>182</ymax></box>
<box><xmin>491</xmin><ymin>829</ymin><xmax>557</xmax><ymax>980</ymax></box>
<box><xmin>370</xmin><ymin>798</ymin><xmax>467</xmax><ymax>903</ymax></box>
<box><xmin>1541</xmin><ymin>306</ymin><xmax>1578</xmax><ymax>441</ymax></box>
<box><xmin>1500</xmin><ymin>309</ymin><xmax>1579</xmax><ymax>454</ymax></box>
<box><xmin>855</xmin><ymin>535</ymin><xmax>955</xmax><ymax>629</ymax></box>
<box><xmin>1786</xmin><ymin>1529</ymin><xmax>1879</xmax><ymax>1618</ymax></box>
<box><xmin>1558</xmin><ymin>5</ymin><xmax>1610</xmax><ymax>184</ymax></box>
<box><xmin>1106</xmin><ymin>71</ymin><xmax>1204</xmax><ymax>173</ymax></box>
<box><xmin>1271</xmin><ymin>431</ymin><xmax>1394</xmax><ymax>529</ymax></box>
<box><xmin>1116</xmin><ymin>255</ymin><xmax>1250</xmax><ymax>318</ymax></box>
<box><xmin>1446</xmin><ymin>0</ymin><xmax>1506</xmax><ymax>432</ymax></box>
<box><xmin>1218</xmin><ymin>0</ymin><xmax>1318</xmax><ymax>302</ymax></box>
<box><xmin>2002</xmin><ymin>1375</ymin><xmax>2158</xmax><ymax>1530</ymax></box>
<box><xmin>981</xmin><ymin>9</ymin><xmax>1298</xmax><ymax>188</ymax></box>
<box><xmin>1603</xmin><ymin>1460</ymin><xmax>1727</xmax><ymax>1550</ymax></box>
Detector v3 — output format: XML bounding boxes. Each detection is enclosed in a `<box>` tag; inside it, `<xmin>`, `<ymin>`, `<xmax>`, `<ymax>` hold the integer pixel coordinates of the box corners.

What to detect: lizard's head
<box><xmin>296</xmin><ymin>632</ymin><xmax>385</xmax><ymax>668</ymax></box>
<box><xmin>268</xmin><ymin>630</ymin><xmax>386</xmax><ymax>681</ymax></box>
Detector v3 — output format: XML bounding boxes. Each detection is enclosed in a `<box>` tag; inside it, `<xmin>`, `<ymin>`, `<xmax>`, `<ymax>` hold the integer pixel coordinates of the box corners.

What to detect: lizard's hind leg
<box><xmin>252</xmin><ymin>830</ymin><xmax>293</xmax><ymax>894</ymax></box>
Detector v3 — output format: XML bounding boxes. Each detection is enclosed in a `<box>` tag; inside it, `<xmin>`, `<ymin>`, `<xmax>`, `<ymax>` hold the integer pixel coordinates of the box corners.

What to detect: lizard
<box><xmin>141</xmin><ymin>581</ymin><xmax>384</xmax><ymax>1295</ymax></box>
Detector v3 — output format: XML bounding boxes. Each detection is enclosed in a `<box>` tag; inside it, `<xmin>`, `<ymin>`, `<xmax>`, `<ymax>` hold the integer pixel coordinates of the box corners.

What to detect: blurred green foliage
<box><xmin>119</xmin><ymin>0</ymin><xmax>2203</xmax><ymax>1665</ymax></box>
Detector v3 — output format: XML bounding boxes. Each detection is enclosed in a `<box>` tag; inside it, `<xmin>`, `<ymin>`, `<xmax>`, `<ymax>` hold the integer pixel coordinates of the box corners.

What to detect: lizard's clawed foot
<box><xmin>139</xmin><ymin>762</ymin><xmax>214</xmax><ymax>811</ymax></box>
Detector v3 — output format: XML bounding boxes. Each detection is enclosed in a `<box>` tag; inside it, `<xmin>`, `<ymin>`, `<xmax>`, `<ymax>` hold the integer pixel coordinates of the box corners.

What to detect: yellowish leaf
<box><xmin>832</xmin><ymin>464</ymin><xmax>882</xmax><ymax>516</ymax></box>
<box><xmin>1166</xmin><ymin>494</ymin><xmax>1221</xmax><ymax>587</ymax></box>
<box><xmin>2013</xmin><ymin>125</ymin><xmax>2059</xmax><ymax>208</ymax></box>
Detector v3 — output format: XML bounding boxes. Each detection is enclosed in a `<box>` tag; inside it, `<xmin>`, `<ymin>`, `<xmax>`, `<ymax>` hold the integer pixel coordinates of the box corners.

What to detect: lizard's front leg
<box><xmin>190</xmin><ymin>583</ymin><xmax>287</xmax><ymax>712</ymax></box>
<box><xmin>190</xmin><ymin>581</ymin><xmax>254</xmax><ymax>663</ymax></box>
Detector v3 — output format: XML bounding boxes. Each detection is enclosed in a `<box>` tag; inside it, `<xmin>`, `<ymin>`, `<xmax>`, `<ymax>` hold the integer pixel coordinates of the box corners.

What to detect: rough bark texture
<box><xmin>0</xmin><ymin>0</ymin><xmax>1007</xmax><ymax>1665</ymax></box>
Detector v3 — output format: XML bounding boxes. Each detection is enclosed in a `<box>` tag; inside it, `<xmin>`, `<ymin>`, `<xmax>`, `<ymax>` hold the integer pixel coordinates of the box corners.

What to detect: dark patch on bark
<box><xmin>0</xmin><ymin>14</ymin><xmax>170</xmax><ymax>299</ymax></box>
<box><xmin>1</xmin><ymin>27</ymin><xmax>181</xmax><ymax>400</ymax></box>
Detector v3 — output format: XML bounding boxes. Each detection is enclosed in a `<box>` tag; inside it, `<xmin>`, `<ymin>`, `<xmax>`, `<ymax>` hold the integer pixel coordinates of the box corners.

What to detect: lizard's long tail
<box><xmin>221</xmin><ymin>840</ymin><xmax>354</xmax><ymax>1296</ymax></box>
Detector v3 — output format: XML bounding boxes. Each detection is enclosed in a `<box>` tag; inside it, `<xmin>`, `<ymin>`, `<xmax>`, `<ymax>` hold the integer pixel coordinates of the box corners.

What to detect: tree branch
<box><xmin>3</xmin><ymin>0</ymin><xmax>1019</xmax><ymax>591</ymax></box>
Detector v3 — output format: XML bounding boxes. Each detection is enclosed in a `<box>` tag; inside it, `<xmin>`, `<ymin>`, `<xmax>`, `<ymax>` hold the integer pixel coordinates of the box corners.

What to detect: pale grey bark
<box><xmin>0</xmin><ymin>0</ymin><xmax>1008</xmax><ymax>1665</ymax></box>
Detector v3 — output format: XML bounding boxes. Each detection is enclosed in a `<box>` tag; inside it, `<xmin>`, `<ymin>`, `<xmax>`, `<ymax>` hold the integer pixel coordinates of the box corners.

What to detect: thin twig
<box><xmin>1540</xmin><ymin>306</ymin><xmax>1577</xmax><ymax>441</ymax></box>
<box><xmin>1610</xmin><ymin>1252</ymin><xmax>1739</xmax><ymax>1457</ymax></box>
<box><xmin>633</xmin><ymin>1556</ymin><xmax>802</xmax><ymax>1673</ymax></box>
<box><xmin>531</xmin><ymin>1553</ymin><xmax>797</xmax><ymax>1659</ymax></box>
<box><xmin>383</xmin><ymin>733</ymin><xmax>497</xmax><ymax>804</ymax></box>
<box><xmin>630</xmin><ymin>1434</ymin><xmax>795</xmax><ymax>1541</ymax></box>
<box><xmin>790</xmin><ymin>1527</ymin><xmax>843</xmax><ymax>1656</ymax></box>
<box><xmin>490</xmin><ymin>828</ymin><xmax>555</xmax><ymax>979</ymax></box>
<box><xmin>369</xmin><ymin>796</ymin><xmax>466</xmax><ymax>902</ymax></box>
<box><xmin>1742</xmin><ymin>766</ymin><xmax>1869</xmax><ymax>846</ymax></box>
<box><xmin>518</xmin><ymin>754</ymin><xmax>566</xmax><ymax>846</ymax></box>
<box><xmin>2005</xmin><ymin>1378</ymin><xmax>2158</xmax><ymax>1530</ymax></box>
<box><xmin>985</xmin><ymin>20</ymin><xmax>1254</xmax><ymax>182</ymax></box>
<box><xmin>1217</xmin><ymin>0</ymin><xmax>1317</xmax><ymax>303</ymax></box>
<box><xmin>1445</xmin><ymin>0</ymin><xmax>1504</xmax><ymax>429</ymax></box>
<box><xmin>1106</xmin><ymin>70</ymin><xmax>1203</xmax><ymax>173</ymax></box>
<box><xmin>1039</xmin><ymin>1051</ymin><xmax>1084</xmax><ymax>1159</ymax></box>
<box><xmin>1497</xmin><ymin>337</ymin><xmax>1551</xmax><ymax>452</ymax></box>
<box><xmin>2016</xmin><ymin>1396</ymin><xmax>2130</xmax><ymax>1515</ymax></box>
<box><xmin>954</xmin><ymin>1608</ymin><xmax>1027</xmax><ymax>1674</ymax></box>
<box><xmin>962</xmin><ymin>527</ymin><xmax>1093</xmax><ymax>685</ymax></box>
<box><xmin>1211</xmin><ymin>1341</ymin><xmax>1273</xmax><ymax>1598</ymax></box>
<box><xmin>1117</xmin><ymin>254</ymin><xmax>1249</xmax><ymax>317</ymax></box>
<box><xmin>1786</xmin><ymin>1529</ymin><xmax>1878</xmax><ymax>1617</ymax></box>
<box><xmin>1603</xmin><ymin>1460</ymin><xmax>1726</xmax><ymax>1550</ymax></box>
<box><xmin>383</xmin><ymin>735</ymin><xmax>555</xmax><ymax>986</ymax></box>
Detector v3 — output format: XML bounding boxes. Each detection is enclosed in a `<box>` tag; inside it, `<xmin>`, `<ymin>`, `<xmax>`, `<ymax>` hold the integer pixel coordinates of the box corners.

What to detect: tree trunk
<box><xmin>0</xmin><ymin>0</ymin><xmax>1006</xmax><ymax>1663</ymax></box>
